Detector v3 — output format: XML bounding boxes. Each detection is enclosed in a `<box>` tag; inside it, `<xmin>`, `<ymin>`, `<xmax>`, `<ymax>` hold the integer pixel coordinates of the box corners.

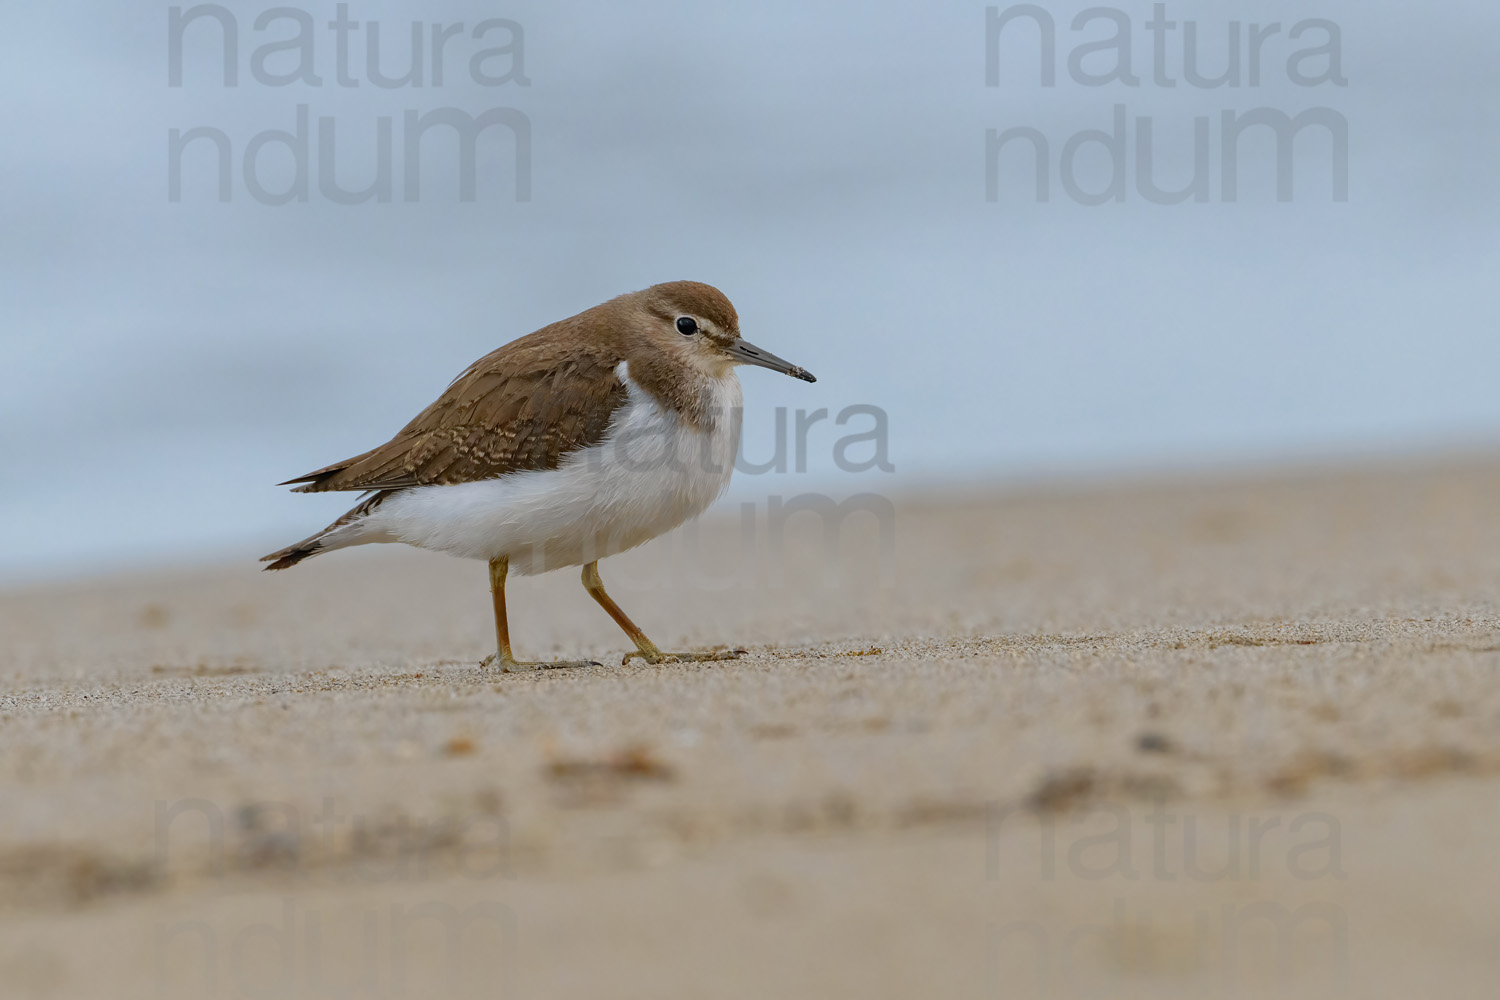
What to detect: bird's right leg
<box><xmin>481</xmin><ymin>557</ymin><xmax>600</xmax><ymax>671</ymax></box>
<box><xmin>581</xmin><ymin>561</ymin><xmax>744</xmax><ymax>665</ymax></box>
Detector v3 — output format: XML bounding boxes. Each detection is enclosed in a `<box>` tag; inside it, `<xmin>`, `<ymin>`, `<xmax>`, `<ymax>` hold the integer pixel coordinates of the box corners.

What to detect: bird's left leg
<box><xmin>481</xmin><ymin>557</ymin><xmax>601</xmax><ymax>671</ymax></box>
<box><xmin>580</xmin><ymin>561</ymin><xmax>745</xmax><ymax>665</ymax></box>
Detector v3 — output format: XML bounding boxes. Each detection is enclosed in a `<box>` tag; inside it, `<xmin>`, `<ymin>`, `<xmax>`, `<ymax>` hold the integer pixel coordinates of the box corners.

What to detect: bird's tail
<box><xmin>260</xmin><ymin>534</ymin><xmax>326</xmax><ymax>571</ymax></box>
<box><xmin>260</xmin><ymin>490</ymin><xmax>394</xmax><ymax>571</ymax></box>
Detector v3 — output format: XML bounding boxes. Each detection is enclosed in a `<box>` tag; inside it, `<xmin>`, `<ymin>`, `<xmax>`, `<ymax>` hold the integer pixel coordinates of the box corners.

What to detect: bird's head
<box><xmin>634</xmin><ymin>280</ymin><xmax>817</xmax><ymax>383</ymax></box>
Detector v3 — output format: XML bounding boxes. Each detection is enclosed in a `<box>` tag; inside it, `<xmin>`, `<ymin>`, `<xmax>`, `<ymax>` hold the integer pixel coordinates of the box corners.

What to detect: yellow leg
<box><xmin>482</xmin><ymin>557</ymin><xmax>600</xmax><ymax>672</ymax></box>
<box><xmin>581</xmin><ymin>561</ymin><xmax>746</xmax><ymax>666</ymax></box>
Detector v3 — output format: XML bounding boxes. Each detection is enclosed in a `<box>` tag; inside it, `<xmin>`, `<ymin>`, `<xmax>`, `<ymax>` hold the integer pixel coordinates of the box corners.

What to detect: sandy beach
<box><xmin>4</xmin><ymin>458</ymin><xmax>1500</xmax><ymax>998</ymax></box>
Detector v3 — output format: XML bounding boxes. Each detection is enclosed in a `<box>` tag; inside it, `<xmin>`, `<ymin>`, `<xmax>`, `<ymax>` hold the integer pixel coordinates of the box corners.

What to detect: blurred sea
<box><xmin>4</xmin><ymin>0</ymin><xmax>1499</xmax><ymax>582</ymax></box>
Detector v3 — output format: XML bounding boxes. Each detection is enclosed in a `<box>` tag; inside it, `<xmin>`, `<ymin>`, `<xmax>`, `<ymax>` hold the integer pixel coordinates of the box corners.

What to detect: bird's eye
<box><xmin>676</xmin><ymin>317</ymin><xmax>698</xmax><ymax>336</ymax></box>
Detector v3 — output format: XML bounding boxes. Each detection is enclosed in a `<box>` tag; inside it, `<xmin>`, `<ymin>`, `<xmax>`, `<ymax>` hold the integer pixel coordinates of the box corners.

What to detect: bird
<box><xmin>261</xmin><ymin>281</ymin><xmax>816</xmax><ymax>670</ymax></box>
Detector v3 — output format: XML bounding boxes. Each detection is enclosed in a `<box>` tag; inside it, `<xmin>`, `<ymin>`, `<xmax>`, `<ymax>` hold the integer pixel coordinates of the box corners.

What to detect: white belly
<box><xmin>327</xmin><ymin>369</ymin><xmax>741</xmax><ymax>575</ymax></box>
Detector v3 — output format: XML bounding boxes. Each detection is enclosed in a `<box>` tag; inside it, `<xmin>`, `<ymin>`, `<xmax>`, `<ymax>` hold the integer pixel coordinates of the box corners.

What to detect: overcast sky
<box><xmin>3</xmin><ymin>0</ymin><xmax>1498</xmax><ymax>582</ymax></box>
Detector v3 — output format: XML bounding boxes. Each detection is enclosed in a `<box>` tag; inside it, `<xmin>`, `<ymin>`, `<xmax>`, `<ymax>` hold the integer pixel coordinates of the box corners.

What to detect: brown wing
<box><xmin>283</xmin><ymin>333</ymin><xmax>627</xmax><ymax>493</ymax></box>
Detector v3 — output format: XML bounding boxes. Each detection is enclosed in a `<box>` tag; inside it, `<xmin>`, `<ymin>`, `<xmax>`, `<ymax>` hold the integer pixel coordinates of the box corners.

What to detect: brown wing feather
<box><xmin>283</xmin><ymin>332</ymin><xmax>627</xmax><ymax>493</ymax></box>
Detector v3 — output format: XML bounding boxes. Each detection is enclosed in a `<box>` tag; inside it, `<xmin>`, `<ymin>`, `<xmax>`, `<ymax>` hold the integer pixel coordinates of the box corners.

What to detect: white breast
<box><xmin>330</xmin><ymin>366</ymin><xmax>742</xmax><ymax>575</ymax></box>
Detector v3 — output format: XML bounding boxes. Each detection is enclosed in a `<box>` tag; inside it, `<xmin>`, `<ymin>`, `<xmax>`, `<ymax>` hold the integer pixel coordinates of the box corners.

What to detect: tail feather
<box><xmin>260</xmin><ymin>490</ymin><xmax>395</xmax><ymax>571</ymax></box>
<box><xmin>261</xmin><ymin>539</ymin><xmax>324</xmax><ymax>571</ymax></box>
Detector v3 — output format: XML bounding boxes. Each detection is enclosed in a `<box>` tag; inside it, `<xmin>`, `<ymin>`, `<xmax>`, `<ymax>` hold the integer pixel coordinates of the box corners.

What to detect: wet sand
<box><xmin>3</xmin><ymin>459</ymin><xmax>1500</xmax><ymax>998</ymax></box>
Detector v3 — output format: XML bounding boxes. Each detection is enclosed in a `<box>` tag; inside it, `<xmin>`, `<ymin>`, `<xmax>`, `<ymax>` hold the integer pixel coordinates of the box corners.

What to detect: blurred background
<box><xmin>3</xmin><ymin>0</ymin><xmax>1498</xmax><ymax>583</ymax></box>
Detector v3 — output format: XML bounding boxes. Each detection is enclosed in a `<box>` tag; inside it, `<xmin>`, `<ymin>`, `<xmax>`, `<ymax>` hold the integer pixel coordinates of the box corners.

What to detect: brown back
<box><xmin>283</xmin><ymin>326</ymin><xmax>628</xmax><ymax>493</ymax></box>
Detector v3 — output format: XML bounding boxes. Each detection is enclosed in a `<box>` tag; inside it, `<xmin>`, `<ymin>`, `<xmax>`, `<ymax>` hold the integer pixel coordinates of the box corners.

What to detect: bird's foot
<box><xmin>622</xmin><ymin>647</ymin><xmax>748</xmax><ymax>666</ymax></box>
<box><xmin>481</xmin><ymin>654</ymin><xmax>602</xmax><ymax>673</ymax></box>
